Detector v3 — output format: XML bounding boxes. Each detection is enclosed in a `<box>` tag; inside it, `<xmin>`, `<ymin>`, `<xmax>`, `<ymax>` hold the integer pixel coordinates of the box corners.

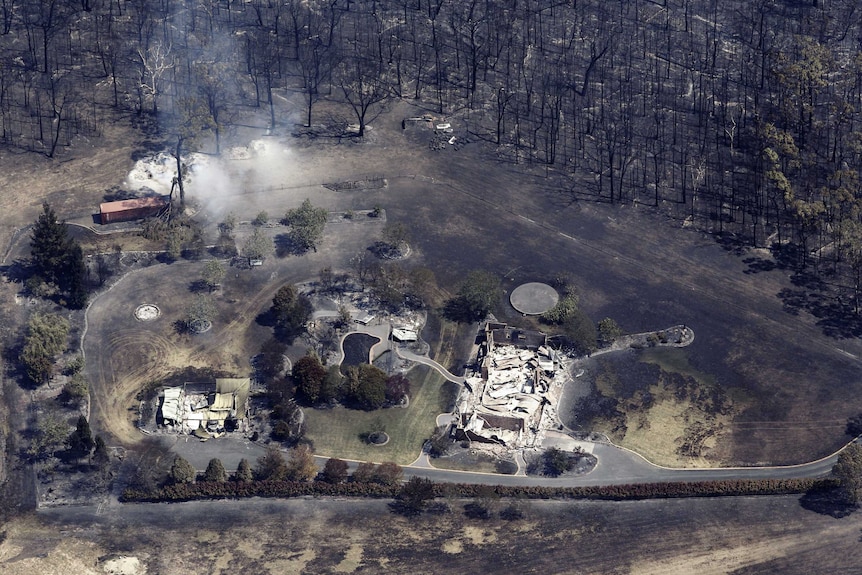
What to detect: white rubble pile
<box><xmin>456</xmin><ymin>338</ymin><xmax>572</xmax><ymax>450</ymax></box>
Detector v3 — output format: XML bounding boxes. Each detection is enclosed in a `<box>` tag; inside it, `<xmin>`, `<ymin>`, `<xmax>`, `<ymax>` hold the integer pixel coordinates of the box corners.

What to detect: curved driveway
<box><xmin>72</xmin><ymin>173</ymin><xmax>849</xmax><ymax>490</ymax></box>
<box><xmin>397</xmin><ymin>441</ymin><xmax>841</xmax><ymax>486</ymax></box>
<box><xmin>393</xmin><ymin>346</ymin><xmax>465</xmax><ymax>383</ymax></box>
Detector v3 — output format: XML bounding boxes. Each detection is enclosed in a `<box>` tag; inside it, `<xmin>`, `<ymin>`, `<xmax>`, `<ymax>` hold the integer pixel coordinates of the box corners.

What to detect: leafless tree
<box><xmin>137</xmin><ymin>41</ymin><xmax>173</xmax><ymax>115</ymax></box>
<box><xmin>336</xmin><ymin>13</ymin><xmax>391</xmax><ymax>137</ymax></box>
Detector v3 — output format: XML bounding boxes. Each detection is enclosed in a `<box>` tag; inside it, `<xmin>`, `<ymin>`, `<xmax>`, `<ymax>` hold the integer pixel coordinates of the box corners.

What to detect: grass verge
<box><xmin>430</xmin><ymin>451</ymin><xmax>518</xmax><ymax>474</ymax></box>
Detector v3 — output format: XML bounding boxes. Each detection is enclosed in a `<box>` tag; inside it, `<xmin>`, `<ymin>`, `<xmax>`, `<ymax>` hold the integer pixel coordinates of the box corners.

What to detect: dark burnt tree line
<box><xmin>4</xmin><ymin>1</ymin><xmax>862</xmax><ymax>311</ymax></box>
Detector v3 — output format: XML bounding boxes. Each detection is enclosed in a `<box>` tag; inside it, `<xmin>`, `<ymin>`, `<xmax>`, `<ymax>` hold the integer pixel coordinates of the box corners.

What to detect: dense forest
<box><xmin>3</xmin><ymin>0</ymin><xmax>862</xmax><ymax>316</ymax></box>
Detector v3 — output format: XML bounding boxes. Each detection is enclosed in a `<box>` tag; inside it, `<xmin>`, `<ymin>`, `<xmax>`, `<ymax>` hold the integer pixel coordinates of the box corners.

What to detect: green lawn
<box><xmin>303</xmin><ymin>364</ymin><xmax>455</xmax><ymax>464</ymax></box>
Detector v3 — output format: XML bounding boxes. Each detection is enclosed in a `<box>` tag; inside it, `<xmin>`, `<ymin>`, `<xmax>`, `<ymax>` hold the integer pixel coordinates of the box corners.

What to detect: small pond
<box><xmin>341</xmin><ymin>333</ymin><xmax>382</xmax><ymax>369</ymax></box>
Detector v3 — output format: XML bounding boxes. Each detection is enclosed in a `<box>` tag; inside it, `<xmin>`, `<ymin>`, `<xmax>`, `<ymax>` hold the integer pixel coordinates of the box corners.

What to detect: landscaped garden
<box><xmin>303</xmin><ymin>364</ymin><xmax>458</xmax><ymax>464</ymax></box>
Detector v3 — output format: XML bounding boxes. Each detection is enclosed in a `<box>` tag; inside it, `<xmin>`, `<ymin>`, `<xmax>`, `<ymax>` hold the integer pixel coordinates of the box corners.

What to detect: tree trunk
<box><xmin>175</xmin><ymin>137</ymin><xmax>185</xmax><ymax>209</ymax></box>
<box><xmin>49</xmin><ymin>110</ymin><xmax>62</xmax><ymax>158</ymax></box>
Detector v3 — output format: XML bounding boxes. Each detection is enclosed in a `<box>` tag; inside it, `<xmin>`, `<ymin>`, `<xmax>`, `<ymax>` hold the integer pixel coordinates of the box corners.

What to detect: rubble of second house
<box><xmin>158</xmin><ymin>378</ymin><xmax>251</xmax><ymax>439</ymax></box>
<box><xmin>455</xmin><ymin>322</ymin><xmax>571</xmax><ymax>448</ymax></box>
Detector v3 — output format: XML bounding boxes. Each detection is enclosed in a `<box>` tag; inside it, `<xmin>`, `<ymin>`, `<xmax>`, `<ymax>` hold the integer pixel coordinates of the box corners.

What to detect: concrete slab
<box><xmin>510</xmin><ymin>282</ymin><xmax>559</xmax><ymax>315</ymax></box>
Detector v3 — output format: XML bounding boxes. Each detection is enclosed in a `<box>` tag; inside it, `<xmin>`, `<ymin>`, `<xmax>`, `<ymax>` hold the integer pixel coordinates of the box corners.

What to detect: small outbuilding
<box><xmin>99</xmin><ymin>196</ymin><xmax>168</xmax><ymax>224</ymax></box>
<box><xmin>391</xmin><ymin>328</ymin><xmax>418</xmax><ymax>342</ymax></box>
<box><xmin>353</xmin><ymin>311</ymin><xmax>376</xmax><ymax>325</ymax></box>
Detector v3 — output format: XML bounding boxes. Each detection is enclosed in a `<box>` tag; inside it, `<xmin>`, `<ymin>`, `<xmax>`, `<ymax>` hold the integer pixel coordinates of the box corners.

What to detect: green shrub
<box><xmin>64</xmin><ymin>355</ymin><xmax>85</xmax><ymax>376</ymax></box>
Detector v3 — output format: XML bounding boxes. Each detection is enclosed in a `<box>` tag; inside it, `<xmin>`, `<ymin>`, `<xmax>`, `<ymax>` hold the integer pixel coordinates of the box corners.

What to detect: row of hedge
<box><xmin>121</xmin><ymin>477</ymin><xmax>837</xmax><ymax>504</ymax></box>
<box><xmin>445</xmin><ymin>478</ymin><xmax>836</xmax><ymax>500</ymax></box>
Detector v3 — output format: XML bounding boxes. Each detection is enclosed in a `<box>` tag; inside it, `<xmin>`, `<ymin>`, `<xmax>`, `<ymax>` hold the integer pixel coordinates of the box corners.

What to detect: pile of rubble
<box><xmin>455</xmin><ymin>323</ymin><xmax>572</xmax><ymax>449</ymax></box>
<box><xmin>158</xmin><ymin>379</ymin><xmax>250</xmax><ymax>439</ymax></box>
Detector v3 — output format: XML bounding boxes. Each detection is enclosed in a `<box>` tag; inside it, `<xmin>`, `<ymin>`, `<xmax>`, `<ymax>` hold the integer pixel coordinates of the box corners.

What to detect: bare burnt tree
<box><xmin>193</xmin><ymin>58</ymin><xmax>235</xmax><ymax>155</ymax></box>
<box><xmin>42</xmin><ymin>70</ymin><xmax>77</xmax><ymax>158</ymax></box>
<box><xmin>245</xmin><ymin>27</ymin><xmax>280</xmax><ymax>129</ymax></box>
<box><xmin>20</xmin><ymin>0</ymin><xmax>71</xmax><ymax>74</ymax></box>
<box><xmin>336</xmin><ymin>9</ymin><xmax>391</xmax><ymax>138</ymax></box>
<box><xmin>137</xmin><ymin>41</ymin><xmax>173</xmax><ymax>115</ymax></box>
<box><xmin>294</xmin><ymin>3</ymin><xmax>338</xmax><ymax>128</ymax></box>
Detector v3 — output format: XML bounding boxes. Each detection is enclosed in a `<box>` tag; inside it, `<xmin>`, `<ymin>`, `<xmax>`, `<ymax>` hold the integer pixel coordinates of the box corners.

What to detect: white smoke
<box><xmin>123</xmin><ymin>138</ymin><xmax>298</xmax><ymax>221</ymax></box>
<box><xmin>124</xmin><ymin>152</ymin><xmax>180</xmax><ymax>196</ymax></box>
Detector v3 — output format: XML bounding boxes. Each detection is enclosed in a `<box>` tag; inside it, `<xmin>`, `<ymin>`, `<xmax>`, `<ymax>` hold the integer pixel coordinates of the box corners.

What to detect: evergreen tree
<box><xmin>832</xmin><ymin>443</ymin><xmax>862</xmax><ymax>504</ymax></box>
<box><xmin>235</xmin><ymin>458</ymin><xmax>253</xmax><ymax>482</ymax></box>
<box><xmin>21</xmin><ymin>346</ymin><xmax>55</xmax><ymax>386</ymax></box>
<box><xmin>202</xmin><ymin>458</ymin><xmax>227</xmax><ymax>483</ymax></box>
<box><xmin>372</xmin><ymin>462</ymin><xmax>403</xmax><ymax>486</ymax></box>
<box><xmin>30</xmin><ymin>203</ymin><xmax>71</xmax><ymax>285</ymax></box>
<box><xmin>285</xmin><ymin>444</ymin><xmax>318</xmax><ymax>482</ymax></box>
<box><xmin>597</xmin><ymin>317</ymin><xmax>623</xmax><ymax>347</ymax></box>
<box><xmin>255</xmin><ymin>446</ymin><xmax>288</xmax><ymax>480</ymax></box>
<box><xmin>283</xmin><ymin>198</ymin><xmax>327</xmax><ymax>252</ymax></box>
<box><xmin>271</xmin><ymin>284</ymin><xmax>312</xmax><ymax>341</ymax></box>
<box><xmin>28</xmin><ymin>411</ymin><xmax>68</xmax><ymax>461</ymax></box>
<box><xmin>61</xmin><ymin>372</ymin><xmax>89</xmax><ymax>405</ymax></box>
<box><xmin>344</xmin><ymin>364</ymin><xmax>387</xmax><ymax>410</ymax></box>
<box><xmin>257</xmin><ymin>338</ymin><xmax>287</xmax><ymax>380</ymax></box>
<box><xmin>202</xmin><ymin>259</ymin><xmax>226</xmax><ymax>291</ymax></box>
<box><xmin>29</xmin><ymin>203</ymin><xmax>88</xmax><ymax>308</ymax></box>
<box><xmin>20</xmin><ymin>312</ymin><xmax>70</xmax><ymax>386</ymax></box>
<box><xmin>542</xmin><ymin>447</ymin><xmax>575</xmax><ymax>476</ymax></box>
<box><xmin>293</xmin><ymin>352</ymin><xmax>327</xmax><ymax>404</ymax></box>
<box><xmin>320</xmin><ymin>365</ymin><xmax>344</xmax><ymax>404</ymax></box>
<box><xmin>66</xmin><ymin>415</ymin><xmax>94</xmax><ymax>460</ymax></box>
<box><xmin>320</xmin><ymin>458</ymin><xmax>349</xmax><ymax>484</ymax></box>
<box><xmin>170</xmin><ymin>455</ymin><xmax>196</xmax><ymax>484</ymax></box>
<box><xmin>445</xmin><ymin>270</ymin><xmax>501</xmax><ymax>322</ymax></box>
<box><xmin>242</xmin><ymin>227</ymin><xmax>273</xmax><ymax>260</ymax></box>
<box><xmin>395</xmin><ymin>476</ymin><xmax>435</xmax><ymax>515</ymax></box>
<box><xmin>63</xmin><ymin>242</ymin><xmax>89</xmax><ymax>309</ymax></box>
<box><xmin>92</xmin><ymin>435</ymin><xmax>110</xmax><ymax>470</ymax></box>
<box><xmin>351</xmin><ymin>461</ymin><xmax>376</xmax><ymax>483</ymax></box>
<box><xmin>563</xmin><ymin>310</ymin><xmax>597</xmax><ymax>354</ymax></box>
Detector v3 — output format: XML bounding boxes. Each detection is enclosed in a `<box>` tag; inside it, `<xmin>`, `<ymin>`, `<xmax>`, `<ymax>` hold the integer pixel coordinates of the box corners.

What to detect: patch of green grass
<box><xmin>303</xmin><ymin>364</ymin><xmax>448</xmax><ymax>464</ymax></box>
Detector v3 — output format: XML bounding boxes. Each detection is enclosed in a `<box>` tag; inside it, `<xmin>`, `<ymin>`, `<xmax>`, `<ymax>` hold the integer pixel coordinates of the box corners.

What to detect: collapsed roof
<box><xmin>159</xmin><ymin>378</ymin><xmax>250</xmax><ymax>435</ymax></box>
<box><xmin>454</xmin><ymin>322</ymin><xmax>568</xmax><ymax>448</ymax></box>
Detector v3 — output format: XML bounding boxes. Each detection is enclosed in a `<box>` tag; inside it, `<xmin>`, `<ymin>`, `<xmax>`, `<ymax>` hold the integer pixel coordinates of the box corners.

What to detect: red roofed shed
<box><xmin>99</xmin><ymin>197</ymin><xmax>167</xmax><ymax>224</ymax></box>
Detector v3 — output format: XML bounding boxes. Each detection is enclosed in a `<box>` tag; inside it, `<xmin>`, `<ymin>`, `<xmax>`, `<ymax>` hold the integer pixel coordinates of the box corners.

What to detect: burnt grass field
<box><xmin>44</xmin><ymin>105</ymin><xmax>862</xmax><ymax>467</ymax></box>
<box><xmin>8</xmin><ymin>494</ymin><xmax>860</xmax><ymax>575</ymax></box>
